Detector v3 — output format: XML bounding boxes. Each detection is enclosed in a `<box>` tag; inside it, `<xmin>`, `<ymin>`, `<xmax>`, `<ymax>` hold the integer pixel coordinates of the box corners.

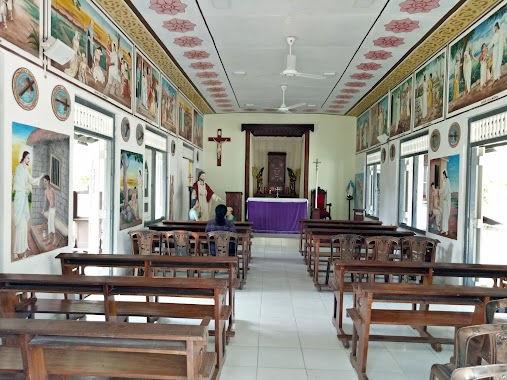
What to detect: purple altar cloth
<box><xmin>246</xmin><ymin>198</ymin><xmax>308</xmax><ymax>233</ymax></box>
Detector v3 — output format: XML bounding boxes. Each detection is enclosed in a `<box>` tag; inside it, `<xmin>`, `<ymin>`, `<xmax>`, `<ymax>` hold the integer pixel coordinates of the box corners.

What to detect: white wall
<box><xmin>357</xmin><ymin>93</ymin><xmax>507</xmax><ymax>267</ymax></box>
<box><xmin>203</xmin><ymin>113</ymin><xmax>356</xmax><ymax>220</ymax></box>
<box><xmin>0</xmin><ymin>50</ymin><xmax>200</xmax><ymax>274</ymax></box>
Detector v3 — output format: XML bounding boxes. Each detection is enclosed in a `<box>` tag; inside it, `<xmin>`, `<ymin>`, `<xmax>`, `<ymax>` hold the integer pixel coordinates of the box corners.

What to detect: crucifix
<box><xmin>313</xmin><ymin>158</ymin><xmax>321</xmax><ymax>209</ymax></box>
<box><xmin>208</xmin><ymin>128</ymin><xmax>231</xmax><ymax>166</ymax></box>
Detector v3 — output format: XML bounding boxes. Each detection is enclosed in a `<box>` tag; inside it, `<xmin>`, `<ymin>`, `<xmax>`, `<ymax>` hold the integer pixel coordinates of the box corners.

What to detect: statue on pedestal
<box><xmin>252</xmin><ymin>167</ymin><xmax>264</xmax><ymax>195</ymax></box>
<box><xmin>287</xmin><ymin>168</ymin><xmax>300</xmax><ymax>196</ymax></box>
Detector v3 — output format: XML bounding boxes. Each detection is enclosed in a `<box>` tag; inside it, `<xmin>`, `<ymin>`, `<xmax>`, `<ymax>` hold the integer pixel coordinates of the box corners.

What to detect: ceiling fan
<box><xmin>276</xmin><ymin>85</ymin><xmax>305</xmax><ymax>113</ymax></box>
<box><xmin>282</xmin><ymin>37</ymin><xmax>325</xmax><ymax>80</ymax></box>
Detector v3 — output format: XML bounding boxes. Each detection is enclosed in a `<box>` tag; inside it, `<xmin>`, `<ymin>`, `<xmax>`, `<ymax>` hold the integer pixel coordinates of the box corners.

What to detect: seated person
<box><xmin>226</xmin><ymin>206</ymin><xmax>235</xmax><ymax>222</ymax></box>
<box><xmin>205</xmin><ymin>204</ymin><xmax>236</xmax><ymax>256</ymax></box>
<box><xmin>188</xmin><ymin>199</ymin><xmax>200</xmax><ymax>221</ymax></box>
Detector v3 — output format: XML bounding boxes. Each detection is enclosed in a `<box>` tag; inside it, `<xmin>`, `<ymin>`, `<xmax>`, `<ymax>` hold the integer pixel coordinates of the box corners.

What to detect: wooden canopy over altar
<box><xmin>241</xmin><ymin>124</ymin><xmax>314</xmax><ymax>209</ymax></box>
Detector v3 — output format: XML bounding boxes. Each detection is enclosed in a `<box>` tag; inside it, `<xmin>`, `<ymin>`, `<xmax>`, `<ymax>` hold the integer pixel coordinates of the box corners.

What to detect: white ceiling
<box><xmin>132</xmin><ymin>0</ymin><xmax>458</xmax><ymax>115</ymax></box>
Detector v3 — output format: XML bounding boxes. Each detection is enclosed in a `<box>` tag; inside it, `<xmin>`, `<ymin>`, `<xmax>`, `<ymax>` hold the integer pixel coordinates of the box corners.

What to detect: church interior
<box><xmin>1</xmin><ymin>0</ymin><xmax>507</xmax><ymax>379</ymax></box>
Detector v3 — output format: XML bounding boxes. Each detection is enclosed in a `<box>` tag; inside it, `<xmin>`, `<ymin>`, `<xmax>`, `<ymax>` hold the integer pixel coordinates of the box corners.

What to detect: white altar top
<box><xmin>247</xmin><ymin>197</ymin><xmax>308</xmax><ymax>203</ymax></box>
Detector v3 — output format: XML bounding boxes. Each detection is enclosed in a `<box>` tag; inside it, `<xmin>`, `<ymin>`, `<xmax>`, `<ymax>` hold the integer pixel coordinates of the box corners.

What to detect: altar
<box><xmin>246</xmin><ymin>197</ymin><xmax>308</xmax><ymax>233</ymax></box>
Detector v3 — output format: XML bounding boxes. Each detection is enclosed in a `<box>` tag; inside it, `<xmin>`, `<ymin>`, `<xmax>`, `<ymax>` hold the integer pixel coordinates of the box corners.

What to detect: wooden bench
<box><xmin>56</xmin><ymin>252</ymin><xmax>239</xmax><ymax>334</ymax></box>
<box><xmin>307</xmin><ymin>229</ymin><xmax>414</xmax><ymax>290</ymax></box>
<box><xmin>330</xmin><ymin>260</ymin><xmax>507</xmax><ymax>348</ymax></box>
<box><xmin>0</xmin><ymin>317</ymin><xmax>215</xmax><ymax>380</ymax></box>
<box><xmin>149</xmin><ymin>223</ymin><xmax>252</xmax><ymax>288</ymax></box>
<box><xmin>0</xmin><ymin>274</ymin><xmax>229</xmax><ymax>371</ymax></box>
<box><xmin>348</xmin><ymin>282</ymin><xmax>507</xmax><ymax>380</ymax></box>
<box><xmin>299</xmin><ymin>219</ymin><xmax>382</xmax><ymax>257</ymax></box>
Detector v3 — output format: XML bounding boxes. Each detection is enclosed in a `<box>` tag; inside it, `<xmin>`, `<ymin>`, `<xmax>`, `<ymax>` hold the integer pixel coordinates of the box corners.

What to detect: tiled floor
<box><xmin>220</xmin><ymin>235</ymin><xmax>454</xmax><ymax>380</ymax></box>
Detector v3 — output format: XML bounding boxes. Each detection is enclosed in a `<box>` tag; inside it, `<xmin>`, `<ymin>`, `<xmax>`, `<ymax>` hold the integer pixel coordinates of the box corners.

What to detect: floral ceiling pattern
<box><xmin>118</xmin><ymin>0</ymin><xmax>497</xmax><ymax>115</ymax></box>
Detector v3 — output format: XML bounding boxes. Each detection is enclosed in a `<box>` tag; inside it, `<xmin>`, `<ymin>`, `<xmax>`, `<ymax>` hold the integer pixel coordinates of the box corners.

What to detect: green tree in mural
<box><xmin>120</xmin><ymin>151</ymin><xmax>143</xmax><ymax>210</ymax></box>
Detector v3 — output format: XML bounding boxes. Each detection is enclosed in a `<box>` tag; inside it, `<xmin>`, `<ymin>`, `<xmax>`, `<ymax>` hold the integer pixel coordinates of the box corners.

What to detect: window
<box><xmin>50</xmin><ymin>154</ymin><xmax>61</xmax><ymax>189</ymax></box>
<box><xmin>365</xmin><ymin>151</ymin><xmax>381</xmax><ymax>218</ymax></box>
<box><xmin>398</xmin><ymin>136</ymin><xmax>429</xmax><ymax>231</ymax></box>
<box><xmin>144</xmin><ymin>129</ymin><xmax>168</xmax><ymax>224</ymax></box>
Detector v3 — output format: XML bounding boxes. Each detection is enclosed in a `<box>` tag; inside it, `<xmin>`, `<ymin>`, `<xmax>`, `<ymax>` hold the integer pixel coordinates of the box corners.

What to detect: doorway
<box><xmin>467</xmin><ymin>143</ymin><xmax>507</xmax><ymax>267</ymax></box>
<box><xmin>72</xmin><ymin>132</ymin><xmax>113</xmax><ymax>263</ymax></box>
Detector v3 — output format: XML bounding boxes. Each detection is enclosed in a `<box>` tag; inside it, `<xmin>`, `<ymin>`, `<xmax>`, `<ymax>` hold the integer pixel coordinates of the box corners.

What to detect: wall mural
<box><xmin>369</xmin><ymin>94</ymin><xmax>389</xmax><ymax>147</ymax></box>
<box><xmin>135</xmin><ymin>51</ymin><xmax>160</xmax><ymax>125</ymax></box>
<box><xmin>160</xmin><ymin>75</ymin><xmax>177</xmax><ymax>134</ymax></box>
<box><xmin>414</xmin><ymin>50</ymin><xmax>446</xmax><ymax>129</ymax></box>
<box><xmin>354</xmin><ymin>172</ymin><xmax>364</xmax><ymax>209</ymax></box>
<box><xmin>0</xmin><ymin>0</ymin><xmax>41</xmax><ymax>59</ymax></box>
<box><xmin>119</xmin><ymin>149</ymin><xmax>143</xmax><ymax>231</ymax></box>
<box><xmin>50</xmin><ymin>0</ymin><xmax>133</xmax><ymax>109</ymax></box>
<box><xmin>428</xmin><ymin>154</ymin><xmax>460</xmax><ymax>240</ymax></box>
<box><xmin>356</xmin><ymin>109</ymin><xmax>370</xmax><ymax>152</ymax></box>
<box><xmin>178</xmin><ymin>96</ymin><xmax>193</xmax><ymax>142</ymax></box>
<box><xmin>11</xmin><ymin>122</ymin><xmax>70</xmax><ymax>262</ymax></box>
<box><xmin>448</xmin><ymin>2</ymin><xmax>507</xmax><ymax>116</ymax></box>
<box><xmin>390</xmin><ymin>76</ymin><xmax>413</xmax><ymax>138</ymax></box>
<box><xmin>194</xmin><ymin>110</ymin><xmax>203</xmax><ymax>148</ymax></box>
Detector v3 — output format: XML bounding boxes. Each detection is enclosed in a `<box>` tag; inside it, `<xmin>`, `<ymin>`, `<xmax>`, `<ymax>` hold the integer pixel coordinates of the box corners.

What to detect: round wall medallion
<box><xmin>448</xmin><ymin>122</ymin><xmax>460</xmax><ymax>148</ymax></box>
<box><xmin>12</xmin><ymin>68</ymin><xmax>39</xmax><ymax>111</ymax></box>
<box><xmin>171</xmin><ymin>140</ymin><xmax>176</xmax><ymax>156</ymax></box>
<box><xmin>381</xmin><ymin>148</ymin><xmax>387</xmax><ymax>163</ymax></box>
<box><xmin>51</xmin><ymin>85</ymin><xmax>71</xmax><ymax>121</ymax></box>
<box><xmin>121</xmin><ymin>117</ymin><xmax>131</xmax><ymax>142</ymax></box>
<box><xmin>430</xmin><ymin>129</ymin><xmax>441</xmax><ymax>152</ymax></box>
<box><xmin>136</xmin><ymin>124</ymin><xmax>144</xmax><ymax>146</ymax></box>
<box><xmin>196</xmin><ymin>151</ymin><xmax>199</xmax><ymax>163</ymax></box>
<box><xmin>389</xmin><ymin>144</ymin><xmax>396</xmax><ymax>161</ymax></box>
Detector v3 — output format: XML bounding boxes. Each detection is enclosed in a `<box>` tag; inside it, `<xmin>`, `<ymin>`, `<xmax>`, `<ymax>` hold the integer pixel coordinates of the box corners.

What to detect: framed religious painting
<box><xmin>135</xmin><ymin>50</ymin><xmax>160</xmax><ymax>126</ymax></box>
<box><xmin>49</xmin><ymin>0</ymin><xmax>134</xmax><ymax>112</ymax></box>
<box><xmin>193</xmin><ymin>110</ymin><xmax>203</xmax><ymax>148</ymax></box>
<box><xmin>390</xmin><ymin>76</ymin><xmax>413</xmax><ymax>138</ymax></box>
<box><xmin>160</xmin><ymin>75</ymin><xmax>177</xmax><ymax>134</ymax></box>
<box><xmin>414</xmin><ymin>49</ymin><xmax>446</xmax><ymax>130</ymax></box>
<box><xmin>178</xmin><ymin>95</ymin><xmax>193</xmax><ymax>143</ymax></box>
<box><xmin>0</xmin><ymin>0</ymin><xmax>42</xmax><ymax>62</ymax></box>
<box><xmin>12</xmin><ymin>68</ymin><xmax>38</xmax><ymax>110</ymax></box>
<box><xmin>369</xmin><ymin>94</ymin><xmax>389</xmax><ymax>148</ymax></box>
<box><xmin>121</xmin><ymin>117</ymin><xmax>130</xmax><ymax>142</ymax></box>
<box><xmin>356</xmin><ymin>109</ymin><xmax>370</xmax><ymax>152</ymax></box>
<box><xmin>51</xmin><ymin>85</ymin><xmax>71</xmax><ymax>121</ymax></box>
<box><xmin>448</xmin><ymin>122</ymin><xmax>461</xmax><ymax>148</ymax></box>
<box><xmin>430</xmin><ymin>129</ymin><xmax>441</xmax><ymax>152</ymax></box>
<box><xmin>447</xmin><ymin>2</ymin><xmax>507</xmax><ymax>117</ymax></box>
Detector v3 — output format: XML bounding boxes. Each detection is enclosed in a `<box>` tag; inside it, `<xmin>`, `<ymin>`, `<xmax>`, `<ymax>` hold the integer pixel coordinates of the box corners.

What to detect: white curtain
<box><xmin>251</xmin><ymin>136</ymin><xmax>304</xmax><ymax>196</ymax></box>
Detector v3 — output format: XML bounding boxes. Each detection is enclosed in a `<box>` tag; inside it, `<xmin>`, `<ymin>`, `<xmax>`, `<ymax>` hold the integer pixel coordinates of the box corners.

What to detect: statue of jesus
<box><xmin>191</xmin><ymin>171</ymin><xmax>223</xmax><ymax>220</ymax></box>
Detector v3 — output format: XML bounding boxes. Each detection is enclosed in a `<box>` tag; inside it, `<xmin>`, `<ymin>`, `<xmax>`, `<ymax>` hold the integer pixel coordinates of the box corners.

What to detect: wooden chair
<box><xmin>207</xmin><ymin>231</ymin><xmax>239</xmax><ymax>257</ymax></box>
<box><xmin>159</xmin><ymin>230</ymin><xmax>200</xmax><ymax>277</ymax></box>
<box><xmin>400</xmin><ymin>236</ymin><xmax>439</xmax><ymax>263</ymax></box>
<box><xmin>128</xmin><ymin>229</ymin><xmax>160</xmax><ymax>276</ymax></box>
<box><xmin>430</xmin><ymin>324</ymin><xmax>507</xmax><ymax>380</ymax></box>
<box><xmin>311</xmin><ymin>187</ymin><xmax>332</xmax><ymax>219</ymax></box>
<box><xmin>364</xmin><ymin>236</ymin><xmax>400</xmax><ymax>283</ymax></box>
<box><xmin>325</xmin><ymin>234</ymin><xmax>363</xmax><ymax>285</ymax></box>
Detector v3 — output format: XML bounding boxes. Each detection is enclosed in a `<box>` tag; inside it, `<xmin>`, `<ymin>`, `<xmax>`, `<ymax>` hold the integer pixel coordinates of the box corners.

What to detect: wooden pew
<box><xmin>330</xmin><ymin>260</ymin><xmax>507</xmax><ymax>348</ymax></box>
<box><xmin>299</xmin><ymin>219</ymin><xmax>382</xmax><ymax>256</ymax></box>
<box><xmin>0</xmin><ymin>317</ymin><xmax>215</xmax><ymax>380</ymax></box>
<box><xmin>0</xmin><ymin>274</ymin><xmax>229</xmax><ymax>370</ymax></box>
<box><xmin>149</xmin><ymin>222</ymin><xmax>252</xmax><ymax>288</ymax></box>
<box><xmin>56</xmin><ymin>252</ymin><xmax>239</xmax><ymax>335</ymax></box>
<box><xmin>348</xmin><ymin>283</ymin><xmax>507</xmax><ymax>380</ymax></box>
<box><xmin>307</xmin><ymin>229</ymin><xmax>414</xmax><ymax>290</ymax></box>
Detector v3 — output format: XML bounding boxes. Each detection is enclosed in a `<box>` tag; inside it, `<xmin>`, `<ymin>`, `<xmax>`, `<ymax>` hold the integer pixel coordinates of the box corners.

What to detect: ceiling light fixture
<box><xmin>233</xmin><ymin>71</ymin><xmax>246</xmax><ymax>75</ymax></box>
<box><xmin>307</xmin><ymin>104</ymin><xmax>316</xmax><ymax>107</ymax></box>
<box><xmin>245</xmin><ymin>104</ymin><xmax>255</xmax><ymax>107</ymax></box>
<box><xmin>323</xmin><ymin>72</ymin><xmax>336</xmax><ymax>76</ymax></box>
